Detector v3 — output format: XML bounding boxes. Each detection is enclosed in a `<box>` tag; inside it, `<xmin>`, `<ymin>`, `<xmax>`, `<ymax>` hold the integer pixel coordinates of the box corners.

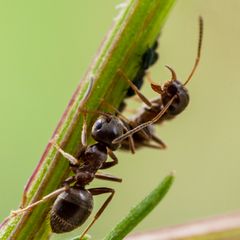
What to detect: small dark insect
<box><xmin>113</xmin><ymin>17</ymin><xmax>204</xmax><ymax>146</ymax></box>
<box><xmin>118</xmin><ymin>40</ymin><xmax>160</xmax><ymax>112</ymax></box>
<box><xmin>126</xmin><ymin>40</ymin><xmax>159</xmax><ymax>97</ymax></box>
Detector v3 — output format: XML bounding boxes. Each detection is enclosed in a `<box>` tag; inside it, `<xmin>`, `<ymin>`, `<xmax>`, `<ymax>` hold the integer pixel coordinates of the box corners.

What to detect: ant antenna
<box><xmin>184</xmin><ymin>16</ymin><xmax>203</xmax><ymax>86</ymax></box>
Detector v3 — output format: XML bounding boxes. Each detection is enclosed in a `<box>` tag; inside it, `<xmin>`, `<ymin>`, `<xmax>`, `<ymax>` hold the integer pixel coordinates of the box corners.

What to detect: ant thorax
<box><xmin>79</xmin><ymin>143</ymin><xmax>108</xmax><ymax>172</ymax></box>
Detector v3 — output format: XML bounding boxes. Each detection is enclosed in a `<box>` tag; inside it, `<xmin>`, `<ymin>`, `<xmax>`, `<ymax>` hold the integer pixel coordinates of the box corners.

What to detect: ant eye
<box><xmin>94</xmin><ymin>120</ymin><xmax>103</xmax><ymax>130</ymax></box>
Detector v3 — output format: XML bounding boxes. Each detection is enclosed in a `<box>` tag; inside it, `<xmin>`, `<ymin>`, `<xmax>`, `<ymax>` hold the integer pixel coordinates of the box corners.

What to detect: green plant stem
<box><xmin>103</xmin><ymin>172</ymin><xmax>175</xmax><ymax>240</ymax></box>
<box><xmin>0</xmin><ymin>0</ymin><xmax>176</xmax><ymax>239</ymax></box>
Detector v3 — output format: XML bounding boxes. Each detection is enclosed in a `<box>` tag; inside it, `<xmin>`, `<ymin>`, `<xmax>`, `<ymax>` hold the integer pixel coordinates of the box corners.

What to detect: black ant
<box><xmin>9</xmin><ymin>87</ymin><xmax>134</xmax><ymax>238</ymax></box>
<box><xmin>113</xmin><ymin>16</ymin><xmax>203</xmax><ymax>145</ymax></box>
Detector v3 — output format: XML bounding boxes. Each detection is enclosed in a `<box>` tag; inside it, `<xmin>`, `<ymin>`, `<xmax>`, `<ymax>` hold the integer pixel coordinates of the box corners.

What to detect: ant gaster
<box><xmin>113</xmin><ymin>16</ymin><xmax>203</xmax><ymax>145</ymax></box>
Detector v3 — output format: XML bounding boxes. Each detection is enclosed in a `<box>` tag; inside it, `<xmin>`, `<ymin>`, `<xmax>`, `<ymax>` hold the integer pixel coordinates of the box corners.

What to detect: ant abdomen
<box><xmin>162</xmin><ymin>80</ymin><xmax>190</xmax><ymax>116</ymax></box>
<box><xmin>50</xmin><ymin>187</ymin><xmax>93</xmax><ymax>233</ymax></box>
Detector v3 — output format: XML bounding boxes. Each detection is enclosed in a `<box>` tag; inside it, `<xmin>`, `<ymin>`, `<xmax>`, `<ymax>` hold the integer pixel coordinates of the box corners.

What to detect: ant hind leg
<box><xmin>11</xmin><ymin>187</ymin><xmax>67</xmax><ymax>217</ymax></box>
<box><xmin>117</xmin><ymin>69</ymin><xmax>152</xmax><ymax>107</ymax></box>
<box><xmin>79</xmin><ymin>187</ymin><xmax>115</xmax><ymax>240</ymax></box>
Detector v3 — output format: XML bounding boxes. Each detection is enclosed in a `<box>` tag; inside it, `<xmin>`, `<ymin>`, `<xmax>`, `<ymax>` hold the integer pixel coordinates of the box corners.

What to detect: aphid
<box><xmin>118</xmin><ymin>40</ymin><xmax>160</xmax><ymax>112</ymax></box>
<box><xmin>126</xmin><ymin>40</ymin><xmax>159</xmax><ymax>97</ymax></box>
<box><xmin>113</xmin><ymin>16</ymin><xmax>203</xmax><ymax>145</ymax></box>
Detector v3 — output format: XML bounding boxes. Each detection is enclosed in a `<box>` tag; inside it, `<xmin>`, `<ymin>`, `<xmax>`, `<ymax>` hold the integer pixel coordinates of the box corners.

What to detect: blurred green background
<box><xmin>0</xmin><ymin>0</ymin><xmax>239</xmax><ymax>239</ymax></box>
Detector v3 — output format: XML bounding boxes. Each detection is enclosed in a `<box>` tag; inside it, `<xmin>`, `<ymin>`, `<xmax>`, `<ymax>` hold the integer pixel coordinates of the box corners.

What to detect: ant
<box><xmin>113</xmin><ymin>16</ymin><xmax>203</xmax><ymax>146</ymax></box>
<box><xmin>9</xmin><ymin>83</ymin><xmax>133</xmax><ymax>238</ymax></box>
<box><xmin>118</xmin><ymin>39</ymin><xmax>159</xmax><ymax>112</ymax></box>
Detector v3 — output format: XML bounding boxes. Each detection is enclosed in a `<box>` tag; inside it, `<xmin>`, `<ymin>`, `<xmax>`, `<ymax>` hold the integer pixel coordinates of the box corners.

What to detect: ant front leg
<box><xmin>117</xmin><ymin>69</ymin><xmax>152</xmax><ymax>107</ymax></box>
<box><xmin>100</xmin><ymin>148</ymin><xmax>118</xmax><ymax>169</ymax></box>
<box><xmin>49</xmin><ymin>137</ymin><xmax>79</xmax><ymax>166</ymax></box>
<box><xmin>20</xmin><ymin>135</ymin><xmax>77</xmax><ymax>209</ymax></box>
<box><xmin>79</xmin><ymin>187</ymin><xmax>115</xmax><ymax>240</ymax></box>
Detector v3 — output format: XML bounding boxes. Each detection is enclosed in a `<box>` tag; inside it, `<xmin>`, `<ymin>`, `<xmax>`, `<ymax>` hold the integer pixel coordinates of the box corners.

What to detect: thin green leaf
<box><xmin>103</xmin><ymin>172</ymin><xmax>175</xmax><ymax>240</ymax></box>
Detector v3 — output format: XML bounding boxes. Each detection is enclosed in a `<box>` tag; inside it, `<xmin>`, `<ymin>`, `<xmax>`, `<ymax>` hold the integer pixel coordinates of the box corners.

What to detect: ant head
<box><xmin>161</xmin><ymin>66</ymin><xmax>190</xmax><ymax>116</ymax></box>
<box><xmin>91</xmin><ymin>115</ymin><xmax>124</xmax><ymax>150</ymax></box>
<box><xmin>151</xmin><ymin>15</ymin><xmax>203</xmax><ymax>116</ymax></box>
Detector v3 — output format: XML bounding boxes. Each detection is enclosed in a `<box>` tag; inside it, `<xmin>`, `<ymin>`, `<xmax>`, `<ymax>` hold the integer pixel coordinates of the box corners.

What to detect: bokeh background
<box><xmin>0</xmin><ymin>0</ymin><xmax>239</xmax><ymax>239</ymax></box>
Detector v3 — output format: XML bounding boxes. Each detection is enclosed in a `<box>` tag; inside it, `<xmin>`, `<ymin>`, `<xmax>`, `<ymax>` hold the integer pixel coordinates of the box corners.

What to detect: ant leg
<box><xmin>100</xmin><ymin>99</ymin><xmax>131</xmax><ymax>123</ymax></box>
<box><xmin>151</xmin><ymin>134</ymin><xmax>167</xmax><ymax>149</ymax></box>
<box><xmin>95</xmin><ymin>172</ymin><xmax>122</xmax><ymax>183</ymax></box>
<box><xmin>49</xmin><ymin>137</ymin><xmax>79</xmax><ymax>165</ymax></box>
<box><xmin>102</xmin><ymin>97</ymin><xmax>138</xmax><ymax>115</ymax></box>
<box><xmin>11</xmin><ymin>186</ymin><xmax>67</xmax><ymax>217</ymax></box>
<box><xmin>100</xmin><ymin>148</ymin><xmax>118</xmax><ymax>169</ymax></box>
<box><xmin>128</xmin><ymin>135</ymin><xmax>136</xmax><ymax>154</ymax></box>
<box><xmin>12</xmin><ymin>176</ymin><xmax>75</xmax><ymax>217</ymax></box>
<box><xmin>117</xmin><ymin>69</ymin><xmax>152</xmax><ymax>107</ymax></box>
<box><xmin>132</xmin><ymin>95</ymin><xmax>142</xmax><ymax>103</ymax></box>
<box><xmin>79</xmin><ymin>187</ymin><xmax>115</xmax><ymax>240</ymax></box>
<box><xmin>108</xmin><ymin>148</ymin><xmax>118</xmax><ymax>162</ymax></box>
<box><xmin>141</xmin><ymin>142</ymin><xmax>166</xmax><ymax>149</ymax></box>
<box><xmin>141</xmin><ymin>142</ymin><xmax>165</xmax><ymax>149</ymax></box>
<box><xmin>122</xmin><ymin>124</ymin><xmax>136</xmax><ymax>154</ymax></box>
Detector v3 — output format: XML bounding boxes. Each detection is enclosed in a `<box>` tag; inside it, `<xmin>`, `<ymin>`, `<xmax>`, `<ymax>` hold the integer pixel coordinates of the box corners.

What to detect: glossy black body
<box><xmin>162</xmin><ymin>80</ymin><xmax>190</xmax><ymax>117</ymax></box>
<box><xmin>50</xmin><ymin>115</ymin><xmax>124</xmax><ymax>233</ymax></box>
<box><xmin>51</xmin><ymin>188</ymin><xmax>93</xmax><ymax>233</ymax></box>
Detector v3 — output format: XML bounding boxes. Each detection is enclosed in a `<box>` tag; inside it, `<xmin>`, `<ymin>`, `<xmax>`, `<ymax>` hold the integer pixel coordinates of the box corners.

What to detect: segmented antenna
<box><xmin>184</xmin><ymin>16</ymin><xmax>203</xmax><ymax>86</ymax></box>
